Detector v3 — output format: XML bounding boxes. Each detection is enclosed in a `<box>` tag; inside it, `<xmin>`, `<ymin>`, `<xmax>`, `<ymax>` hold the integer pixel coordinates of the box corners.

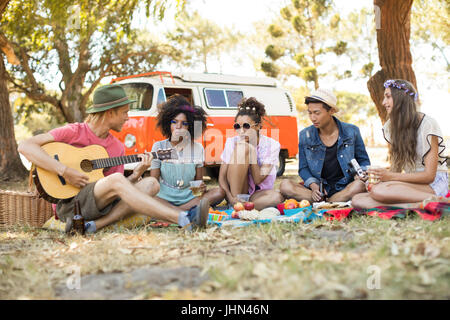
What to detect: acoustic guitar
<box><xmin>33</xmin><ymin>142</ymin><xmax>177</xmax><ymax>203</ymax></box>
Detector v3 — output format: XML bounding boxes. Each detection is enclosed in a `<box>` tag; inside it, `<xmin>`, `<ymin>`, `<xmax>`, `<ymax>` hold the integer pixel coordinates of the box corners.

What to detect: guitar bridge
<box><xmin>53</xmin><ymin>154</ymin><xmax>66</xmax><ymax>185</ymax></box>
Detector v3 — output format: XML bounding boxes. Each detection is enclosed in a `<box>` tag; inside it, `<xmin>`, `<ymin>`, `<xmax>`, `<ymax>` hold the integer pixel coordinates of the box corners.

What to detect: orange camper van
<box><xmin>110</xmin><ymin>71</ymin><xmax>298</xmax><ymax>176</ymax></box>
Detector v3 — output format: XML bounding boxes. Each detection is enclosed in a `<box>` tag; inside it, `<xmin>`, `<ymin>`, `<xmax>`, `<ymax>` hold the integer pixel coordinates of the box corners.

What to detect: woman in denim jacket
<box><xmin>280</xmin><ymin>88</ymin><xmax>370</xmax><ymax>203</ymax></box>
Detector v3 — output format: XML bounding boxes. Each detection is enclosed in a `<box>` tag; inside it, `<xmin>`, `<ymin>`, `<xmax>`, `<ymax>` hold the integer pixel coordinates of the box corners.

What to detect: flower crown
<box><xmin>384</xmin><ymin>79</ymin><xmax>418</xmax><ymax>101</ymax></box>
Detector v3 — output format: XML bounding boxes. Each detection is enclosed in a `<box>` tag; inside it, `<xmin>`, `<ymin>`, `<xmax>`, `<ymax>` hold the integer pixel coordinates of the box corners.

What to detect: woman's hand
<box><xmin>199</xmin><ymin>181</ymin><xmax>207</xmax><ymax>196</ymax></box>
<box><xmin>227</xmin><ymin>194</ymin><xmax>238</xmax><ymax>206</ymax></box>
<box><xmin>367</xmin><ymin>167</ymin><xmax>395</xmax><ymax>182</ymax></box>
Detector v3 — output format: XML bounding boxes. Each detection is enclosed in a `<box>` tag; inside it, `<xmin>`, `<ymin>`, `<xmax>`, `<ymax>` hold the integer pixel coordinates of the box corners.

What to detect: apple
<box><xmin>299</xmin><ymin>200</ymin><xmax>310</xmax><ymax>208</ymax></box>
<box><xmin>231</xmin><ymin>211</ymin><xmax>240</xmax><ymax>219</ymax></box>
<box><xmin>285</xmin><ymin>202</ymin><xmax>297</xmax><ymax>210</ymax></box>
<box><xmin>244</xmin><ymin>202</ymin><xmax>255</xmax><ymax>210</ymax></box>
<box><xmin>233</xmin><ymin>202</ymin><xmax>244</xmax><ymax>212</ymax></box>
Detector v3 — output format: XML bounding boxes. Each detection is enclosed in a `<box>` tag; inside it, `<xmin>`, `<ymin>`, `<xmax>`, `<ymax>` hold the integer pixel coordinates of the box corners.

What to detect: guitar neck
<box><xmin>92</xmin><ymin>152</ymin><xmax>158</xmax><ymax>169</ymax></box>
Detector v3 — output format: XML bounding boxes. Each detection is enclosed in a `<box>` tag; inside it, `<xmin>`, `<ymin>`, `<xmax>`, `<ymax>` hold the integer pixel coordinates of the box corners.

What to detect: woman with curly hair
<box><xmin>352</xmin><ymin>79</ymin><xmax>448</xmax><ymax>208</ymax></box>
<box><xmin>150</xmin><ymin>94</ymin><xmax>224</xmax><ymax>211</ymax></box>
<box><xmin>218</xmin><ymin>97</ymin><xmax>284</xmax><ymax>210</ymax></box>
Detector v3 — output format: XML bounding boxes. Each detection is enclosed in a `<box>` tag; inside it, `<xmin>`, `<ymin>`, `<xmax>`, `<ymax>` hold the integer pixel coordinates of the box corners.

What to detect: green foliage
<box><xmin>260</xmin><ymin>62</ymin><xmax>279</xmax><ymax>78</ymax></box>
<box><xmin>412</xmin><ymin>0</ymin><xmax>450</xmax><ymax>71</ymax></box>
<box><xmin>268</xmin><ymin>24</ymin><xmax>284</xmax><ymax>38</ymax></box>
<box><xmin>294</xmin><ymin>53</ymin><xmax>308</xmax><ymax>67</ymax></box>
<box><xmin>338</xmin><ymin>7</ymin><xmax>377</xmax><ymax>80</ymax></box>
<box><xmin>335</xmin><ymin>91</ymin><xmax>377</xmax><ymax>125</ymax></box>
<box><xmin>165</xmin><ymin>10</ymin><xmax>239</xmax><ymax>73</ymax></box>
<box><xmin>329</xmin><ymin>13</ymin><xmax>340</xmax><ymax>29</ymax></box>
<box><xmin>292</xmin><ymin>87</ymin><xmax>376</xmax><ymax>129</ymax></box>
<box><xmin>260</xmin><ymin>0</ymin><xmax>347</xmax><ymax>88</ymax></box>
<box><xmin>291</xmin><ymin>16</ymin><xmax>306</xmax><ymax>34</ymax></box>
<box><xmin>265</xmin><ymin>45</ymin><xmax>284</xmax><ymax>61</ymax></box>
<box><xmin>280</xmin><ymin>7</ymin><xmax>292</xmax><ymax>21</ymax></box>
<box><xmin>301</xmin><ymin>66</ymin><xmax>318</xmax><ymax>83</ymax></box>
<box><xmin>361</xmin><ymin>62</ymin><xmax>374</xmax><ymax>78</ymax></box>
<box><xmin>330</xmin><ymin>41</ymin><xmax>347</xmax><ymax>56</ymax></box>
<box><xmin>1</xmin><ymin>0</ymin><xmax>179</xmax><ymax>122</ymax></box>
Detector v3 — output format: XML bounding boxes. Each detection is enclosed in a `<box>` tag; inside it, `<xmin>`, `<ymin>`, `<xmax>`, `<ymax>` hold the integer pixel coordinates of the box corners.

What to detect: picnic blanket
<box><xmin>208</xmin><ymin>207</ymin><xmax>326</xmax><ymax>228</ymax></box>
<box><xmin>209</xmin><ymin>199</ymin><xmax>450</xmax><ymax>228</ymax></box>
<box><xmin>324</xmin><ymin>201</ymin><xmax>450</xmax><ymax>222</ymax></box>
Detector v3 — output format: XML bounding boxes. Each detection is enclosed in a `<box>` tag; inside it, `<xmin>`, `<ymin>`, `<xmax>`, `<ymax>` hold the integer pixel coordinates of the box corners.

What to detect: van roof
<box><xmin>177</xmin><ymin>73</ymin><xmax>277</xmax><ymax>87</ymax></box>
<box><xmin>112</xmin><ymin>71</ymin><xmax>278</xmax><ymax>87</ymax></box>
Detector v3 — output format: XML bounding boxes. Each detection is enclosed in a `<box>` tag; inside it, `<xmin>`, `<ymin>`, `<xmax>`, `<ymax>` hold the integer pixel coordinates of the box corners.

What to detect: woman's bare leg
<box><xmin>226</xmin><ymin>143</ymin><xmax>250</xmax><ymax>197</ymax></box>
<box><xmin>351</xmin><ymin>180</ymin><xmax>436</xmax><ymax>209</ymax></box>
<box><xmin>202</xmin><ymin>187</ymin><xmax>226</xmax><ymax>207</ymax></box>
<box><xmin>351</xmin><ymin>192</ymin><xmax>422</xmax><ymax>209</ymax></box>
<box><xmin>279</xmin><ymin>179</ymin><xmax>313</xmax><ymax>202</ymax></box>
<box><xmin>250</xmin><ymin>189</ymin><xmax>284</xmax><ymax>210</ymax></box>
<box><xmin>370</xmin><ymin>181</ymin><xmax>435</xmax><ymax>203</ymax></box>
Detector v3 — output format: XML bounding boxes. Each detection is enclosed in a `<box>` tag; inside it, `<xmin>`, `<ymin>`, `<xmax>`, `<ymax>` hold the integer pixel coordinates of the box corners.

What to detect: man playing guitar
<box><xmin>18</xmin><ymin>84</ymin><xmax>209</xmax><ymax>233</ymax></box>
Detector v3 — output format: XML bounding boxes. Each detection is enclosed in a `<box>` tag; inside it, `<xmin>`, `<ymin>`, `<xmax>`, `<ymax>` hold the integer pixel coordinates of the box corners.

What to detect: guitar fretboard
<box><xmin>92</xmin><ymin>152</ymin><xmax>157</xmax><ymax>169</ymax></box>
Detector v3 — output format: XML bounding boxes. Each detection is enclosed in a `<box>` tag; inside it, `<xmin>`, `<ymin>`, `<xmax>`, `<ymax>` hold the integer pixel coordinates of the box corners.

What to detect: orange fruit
<box><xmin>284</xmin><ymin>199</ymin><xmax>298</xmax><ymax>209</ymax></box>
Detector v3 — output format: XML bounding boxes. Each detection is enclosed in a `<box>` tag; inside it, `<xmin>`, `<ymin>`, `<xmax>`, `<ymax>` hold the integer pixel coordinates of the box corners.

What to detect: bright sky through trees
<box><xmin>159</xmin><ymin>0</ymin><xmax>448</xmax><ymax>138</ymax></box>
<box><xmin>111</xmin><ymin>0</ymin><xmax>449</xmax><ymax>139</ymax></box>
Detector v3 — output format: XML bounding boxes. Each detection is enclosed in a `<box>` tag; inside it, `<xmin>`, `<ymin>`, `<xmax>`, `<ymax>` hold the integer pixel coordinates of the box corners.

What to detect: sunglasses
<box><xmin>233</xmin><ymin>122</ymin><xmax>257</xmax><ymax>130</ymax></box>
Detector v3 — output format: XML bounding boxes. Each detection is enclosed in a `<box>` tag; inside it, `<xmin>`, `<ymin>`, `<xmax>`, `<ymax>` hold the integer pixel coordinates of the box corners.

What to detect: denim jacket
<box><xmin>298</xmin><ymin>117</ymin><xmax>370</xmax><ymax>193</ymax></box>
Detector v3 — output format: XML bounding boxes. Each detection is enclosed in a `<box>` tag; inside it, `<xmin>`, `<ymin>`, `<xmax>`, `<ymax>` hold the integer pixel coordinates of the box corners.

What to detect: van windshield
<box><xmin>121</xmin><ymin>83</ymin><xmax>153</xmax><ymax>111</ymax></box>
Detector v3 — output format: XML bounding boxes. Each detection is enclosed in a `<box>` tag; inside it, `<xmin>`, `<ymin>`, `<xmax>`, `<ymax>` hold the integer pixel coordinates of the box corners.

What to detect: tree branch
<box><xmin>0</xmin><ymin>32</ymin><xmax>19</xmax><ymax>65</ymax></box>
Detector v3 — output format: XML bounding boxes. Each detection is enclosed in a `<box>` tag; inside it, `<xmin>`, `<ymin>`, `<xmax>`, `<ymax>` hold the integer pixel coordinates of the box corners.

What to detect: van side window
<box><xmin>121</xmin><ymin>83</ymin><xmax>153</xmax><ymax>111</ymax></box>
<box><xmin>204</xmin><ymin>89</ymin><xmax>243</xmax><ymax>109</ymax></box>
<box><xmin>226</xmin><ymin>90</ymin><xmax>244</xmax><ymax>107</ymax></box>
<box><xmin>157</xmin><ymin>88</ymin><xmax>166</xmax><ymax>105</ymax></box>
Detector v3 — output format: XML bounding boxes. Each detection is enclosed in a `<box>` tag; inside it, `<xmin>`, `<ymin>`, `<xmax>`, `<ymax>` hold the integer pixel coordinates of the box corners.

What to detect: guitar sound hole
<box><xmin>80</xmin><ymin>159</ymin><xmax>93</xmax><ymax>172</ymax></box>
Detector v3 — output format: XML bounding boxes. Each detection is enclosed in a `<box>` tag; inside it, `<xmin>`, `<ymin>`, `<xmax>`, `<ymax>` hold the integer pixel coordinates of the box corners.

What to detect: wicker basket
<box><xmin>0</xmin><ymin>189</ymin><xmax>53</xmax><ymax>228</ymax></box>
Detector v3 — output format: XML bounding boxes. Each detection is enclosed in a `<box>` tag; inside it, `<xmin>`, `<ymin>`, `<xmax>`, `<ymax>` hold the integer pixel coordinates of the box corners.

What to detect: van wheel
<box><xmin>277</xmin><ymin>153</ymin><xmax>286</xmax><ymax>177</ymax></box>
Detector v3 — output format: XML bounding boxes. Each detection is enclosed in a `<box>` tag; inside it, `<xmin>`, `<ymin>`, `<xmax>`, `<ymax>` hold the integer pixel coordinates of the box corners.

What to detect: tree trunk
<box><xmin>367</xmin><ymin>0</ymin><xmax>417</xmax><ymax>124</ymax></box>
<box><xmin>62</xmin><ymin>83</ymin><xmax>86</xmax><ymax>123</ymax></box>
<box><xmin>0</xmin><ymin>56</ymin><xmax>28</xmax><ymax>181</ymax></box>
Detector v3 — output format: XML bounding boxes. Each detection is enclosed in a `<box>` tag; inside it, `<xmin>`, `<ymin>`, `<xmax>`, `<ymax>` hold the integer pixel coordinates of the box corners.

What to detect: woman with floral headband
<box><xmin>352</xmin><ymin>79</ymin><xmax>448</xmax><ymax>208</ymax></box>
<box><xmin>218</xmin><ymin>97</ymin><xmax>284</xmax><ymax>210</ymax></box>
<box><xmin>150</xmin><ymin>94</ymin><xmax>224</xmax><ymax>211</ymax></box>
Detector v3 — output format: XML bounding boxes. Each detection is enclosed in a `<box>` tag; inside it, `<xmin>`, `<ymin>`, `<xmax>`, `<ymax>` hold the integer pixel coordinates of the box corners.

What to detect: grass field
<box><xmin>0</xmin><ymin>147</ymin><xmax>449</xmax><ymax>299</ymax></box>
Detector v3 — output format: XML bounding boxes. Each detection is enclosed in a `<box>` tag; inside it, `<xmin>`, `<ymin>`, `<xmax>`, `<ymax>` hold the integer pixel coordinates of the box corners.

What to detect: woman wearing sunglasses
<box><xmin>218</xmin><ymin>97</ymin><xmax>284</xmax><ymax>210</ymax></box>
<box><xmin>150</xmin><ymin>94</ymin><xmax>224</xmax><ymax>211</ymax></box>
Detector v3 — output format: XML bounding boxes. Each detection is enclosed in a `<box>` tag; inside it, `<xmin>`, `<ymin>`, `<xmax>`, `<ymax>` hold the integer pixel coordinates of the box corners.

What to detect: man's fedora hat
<box><xmin>305</xmin><ymin>87</ymin><xmax>338</xmax><ymax>112</ymax></box>
<box><xmin>86</xmin><ymin>84</ymin><xmax>136</xmax><ymax>114</ymax></box>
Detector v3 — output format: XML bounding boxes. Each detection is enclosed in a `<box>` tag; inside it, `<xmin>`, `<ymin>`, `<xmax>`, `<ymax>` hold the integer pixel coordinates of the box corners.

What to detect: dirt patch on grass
<box><xmin>54</xmin><ymin>266</ymin><xmax>208</xmax><ymax>299</ymax></box>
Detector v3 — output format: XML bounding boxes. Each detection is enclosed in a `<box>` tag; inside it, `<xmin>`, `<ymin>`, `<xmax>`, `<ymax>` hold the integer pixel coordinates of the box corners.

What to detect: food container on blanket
<box><xmin>208</xmin><ymin>213</ymin><xmax>231</xmax><ymax>222</ymax></box>
<box><xmin>237</xmin><ymin>194</ymin><xmax>250</xmax><ymax>202</ymax></box>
